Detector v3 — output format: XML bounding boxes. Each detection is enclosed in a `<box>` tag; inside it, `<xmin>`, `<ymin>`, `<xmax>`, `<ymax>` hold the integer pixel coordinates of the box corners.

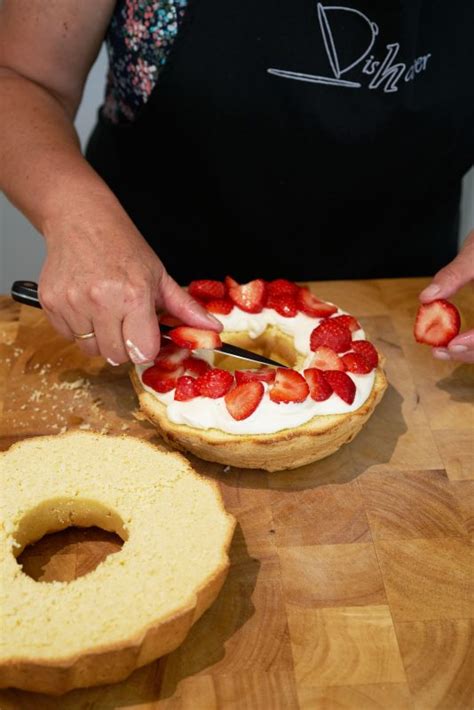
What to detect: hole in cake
<box><xmin>217</xmin><ymin>328</ymin><xmax>300</xmax><ymax>371</ymax></box>
<box><xmin>13</xmin><ymin>499</ymin><xmax>127</xmax><ymax>584</ymax></box>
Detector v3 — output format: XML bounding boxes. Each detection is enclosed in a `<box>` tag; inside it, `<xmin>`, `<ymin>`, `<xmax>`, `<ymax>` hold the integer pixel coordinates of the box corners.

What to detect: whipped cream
<box><xmin>136</xmin><ymin>305</ymin><xmax>376</xmax><ymax>435</ymax></box>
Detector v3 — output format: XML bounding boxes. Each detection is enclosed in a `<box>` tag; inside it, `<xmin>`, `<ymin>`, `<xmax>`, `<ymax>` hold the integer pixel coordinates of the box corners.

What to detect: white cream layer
<box><xmin>136</xmin><ymin>305</ymin><xmax>376</xmax><ymax>435</ymax></box>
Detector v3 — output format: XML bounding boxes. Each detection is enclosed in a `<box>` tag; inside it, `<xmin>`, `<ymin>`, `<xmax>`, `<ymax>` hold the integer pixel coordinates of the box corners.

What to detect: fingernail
<box><xmin>448</xmin><ymin>344</ymin><xmax>468</xmax><ymax>353</ymax></box>
<box><xmin>107</xmin><ymin>358</ymin><xmax>120</xmax><ymax>367</ymax></box>
<box><xmin>420</xmin><ymin>284</ymin><xmax>441</xmax><ymax>300</ymax></box>
<box><xmin>433</xmin><ymin>349</ymin><xmax>451</xmax><ymax>360</ymax></box>
<box><xmin>189</xmin><ymin>302</ymin><xmax>222</xmax><ymax>328</ymax></box>
<box><xmin>125</xmin><ymin>339</ymin><xmax>152</xmax><ymax>364</ymax></box>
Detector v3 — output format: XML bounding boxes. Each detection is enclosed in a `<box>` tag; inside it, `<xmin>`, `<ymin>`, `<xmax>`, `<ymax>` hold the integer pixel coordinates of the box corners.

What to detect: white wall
<box><xmin>0</xmin><ymin>45</ymin><xmax>473</xmax><ymax>293</ymax></box>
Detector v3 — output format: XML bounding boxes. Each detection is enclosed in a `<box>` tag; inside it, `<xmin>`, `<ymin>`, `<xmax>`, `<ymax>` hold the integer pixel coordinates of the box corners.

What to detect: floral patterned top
<box><xmin>103</xmin><ymin>0</ymin><xmax>188</xmax><ymax>124</ymax></box>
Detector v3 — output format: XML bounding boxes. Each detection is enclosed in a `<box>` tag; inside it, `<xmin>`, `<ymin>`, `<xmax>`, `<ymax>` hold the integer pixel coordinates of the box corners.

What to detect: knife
<box><xmin>11</xmin><ymin>281</ymin><xmax>287</xmax><ymax>369</ymax></box>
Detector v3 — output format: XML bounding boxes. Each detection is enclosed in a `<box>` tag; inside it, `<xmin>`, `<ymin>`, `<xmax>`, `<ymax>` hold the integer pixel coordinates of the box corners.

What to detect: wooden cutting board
<box><xmin>0</xmin><ymin>278</ymin><xmax>473</xmax><ymax>710</ymax></box>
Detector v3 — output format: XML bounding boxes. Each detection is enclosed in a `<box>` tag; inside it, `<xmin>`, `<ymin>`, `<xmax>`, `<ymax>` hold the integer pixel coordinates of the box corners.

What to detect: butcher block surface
<box><xmin>0</xmin><ymin>277</ymin><xmax>472</xmax><ymax>710</ymax></box>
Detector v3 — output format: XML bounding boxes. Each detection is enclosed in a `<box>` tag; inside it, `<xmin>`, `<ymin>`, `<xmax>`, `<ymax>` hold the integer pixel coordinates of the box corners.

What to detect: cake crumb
<box><xmin>223</xmin><ymin>465</ymin><xmax>231</xmax><ymax>473</ymax></box>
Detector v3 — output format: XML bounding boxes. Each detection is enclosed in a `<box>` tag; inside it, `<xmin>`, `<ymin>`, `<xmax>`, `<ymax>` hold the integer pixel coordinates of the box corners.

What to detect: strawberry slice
<box><xmin>297</xmin><ymin>288</ymin><xmax>338</xmax><ymax>317</ymax></box>
<box><xmin>310</xmin><ymin>320</ymin><xmax>352</xmax><ymax>353</ymax></box>
<box><xmin>351</xmin><ymin>340</ymin><xmax>379</xmax><ymax>369</ymax></box>
<box><xmin>267</xmin><ymin>278</ymin><xmax>299</xmax><ymax>299</ymax></box>
<box><xmin>304</xmin><ymin>368</ymin><xmax>333</xmax><ymax>401</ymax></box>
<box><xmin>331</xmin><ymin>314</ymin><xmax>360</xmax><ymax>333</ymax></box>
<box><xmin>196</xmin><ymin>368</ymin><xmax>234</xmax><ymax>398</ymax></box>
<box><xmin>154</xmin><ymin>343</ymin><xmax>189</xmax><ymax>371</ymax></box>
<box><xmin>142</xmin><ymin>365</ymin><xmax>184</xmax><ymax>393</ymax></box>
<box><xmin>159</xmin><ymin>313</ymin><xmax>182</xmax><ymax>328</ymax></box>
<box><xmin>266</xmin><ymin>294</ymin><xmax>298</xmax><ymax>317</ymax></box>
<box><xmin>188</xmin><ymin>279</ymin><xmax>225</xmax><ymax>301</ymax></box>
<box><xmin>308</xmin><ymin>346</ymin><xmax>345</xmax><ymax>371</ymax></box>
<box><xmin>342</xmin><ymin>352</ymin><xmax>372</xmax><ymax>374</ymax></box>
<box><xmin>174</xmin><ymin>375</ymin><xmax>200</xmax><ymax>401</ymax></box>
<box><xmin>269</xmin><ymin>368</ymin><xmax>309</xmax><ymax>403</ymax></box>
<box><xmin>324</xmin><ymin>371</ymin><xmax>356</xmax><ymax>405</ymax></box>
<box><xmin>183</xmin><ymin>356</ymin><xmax>211</xmax><ymax>377</ymax></box>
<box><xmin>225</xmin><ymin>380</ymin><xmax>264</xmax><ymax>420</ymax></box>
<box><xmin>205</xmin><ymin>298</ymin><xmax>233</xmax><ymax>315</ymax></box>
<box><xmin>224</xmin><ymin>275</ymin><xmax>239</xmax><ymax>293</ymax></box>
<box><xmin>414</xmin><ymin>299</ymin><xmax>461</xmax><ymax>347</ymax></box>
<box><xmin>169</xmin><ymin>326</ymin><xmax>222</xmax><ymax>350</ymax></box>
<box><xmin>235</xmin><ymin>368</ymin><xmax>276</xmax><ymax>385</ymax></box>
<box><xmin>227</xmin><ymin>278</ymin><xmax>267</xmax><ymax>313</ymax></box>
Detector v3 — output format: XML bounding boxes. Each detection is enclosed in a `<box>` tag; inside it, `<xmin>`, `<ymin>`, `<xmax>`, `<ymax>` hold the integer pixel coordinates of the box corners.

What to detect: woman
<box><xmin>0</xmin><ymin>0</ymin><xmax>473</xmax><ymax>365</ymax></box>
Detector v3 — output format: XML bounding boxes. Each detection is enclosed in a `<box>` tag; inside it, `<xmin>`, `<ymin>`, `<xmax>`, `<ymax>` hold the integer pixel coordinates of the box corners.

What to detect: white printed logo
<box><xmin>268</xmin><ymin>3</ymin><xmax>431</xmax><ymax>93</ymax></box>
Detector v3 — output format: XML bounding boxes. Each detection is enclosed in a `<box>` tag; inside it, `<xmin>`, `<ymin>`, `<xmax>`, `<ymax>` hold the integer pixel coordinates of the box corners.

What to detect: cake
<box><xmin>131</xmin><ymin>278</ymin><xmax>387</xmax><ymax>471</ymax></box>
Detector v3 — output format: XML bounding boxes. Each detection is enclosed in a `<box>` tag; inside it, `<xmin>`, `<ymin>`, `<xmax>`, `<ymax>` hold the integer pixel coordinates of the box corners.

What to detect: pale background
<box><xmin>1</xmin><ymin>47</ymin><xmax>473</xmax><ymax>293</ymax></box>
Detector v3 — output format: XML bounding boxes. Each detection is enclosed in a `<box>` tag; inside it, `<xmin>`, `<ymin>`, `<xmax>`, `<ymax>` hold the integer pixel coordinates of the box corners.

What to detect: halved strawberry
<box><xmin>142</xmin><ymin>365</ymin><xmax>184</xmax><ymax>393</ymax></box>
<box><xmin>188</xmin><ymin>279</ymin><xmax>225</xmax><ymax>301</ymax></box>
<box><xmin>267</xmin><ymin>278</ymin><xmax>299</xmax><ymax>299</ymax></box>
<box><xmin>159</xmin><ymin>313</ymin><xmax>182</xmax><ymax>328</ymax></box>
<box><xmin>235</xmin><ymin>367</ymin><xmax>276</xmax><ymax>385</ymax></box>
<box><xmin>205</xmin><ymin>298</ymin><xmax>233</xmax><ymax>315</ymax></box>
<box><xmin>183</xmin><ymin>356</ymin><xmax>211</xmax><ymax>377</ymax></box>
<box><xmin>297</xmin><ymin>288</ymin><xmax>338</xmax><ymax>317</ymax></box>
<box><xmin>169</xmin><ymin>326</ymin><xmax>222</xmax><ymax>350</ymax></box>
<box><xmin>266</xmin><ymin>294</ymin><xmax>298</xmax><ymax>317</ymax></box>
<box><xmin>308</xmin><ymin>346</ymin><xmax>345</xmax><ymax>371</ymax></box>
<box><xmin>331</xmin><ymin>314</ymin><xmax>360</xmax><ymax>332</ymax></box>
<box><xmin>154</xmin><ymin>343</ymin><xmax>189</xmax><ymax>371</ymax></box>
<box><xmin>342</xmin><ymin>352</ymin><xmax>372</xmax><ymax>374</ymax></box>
<box><xmin>224</xmin><ymin>275</ymin><xmax>239</xmax><ymax>293</ymax></box>
<box><xmin>269</xmin><ymin>368</ymin><xmax>309</xmax><ymax>403</ymax></box>
<box><xmin>414</xmin><ymin>299</ymin><xmax>461</xmax><ymax>347</ymax></box>
<box><xmin>227</xmin><ymin>278</ymin><xmax>267</xmax><ymax>313</ymax></box>
<box><xmin>310</xmin><ymin>320</ymin><xmax>352</xmax><ymax>353</ymax></box>
<box><xmin>304</xmin><ymin>368</ymin><xmax>333</xmax><ymax>401</ymax></box>
<box><xmin>196</xmin><ymin>368</ymin><xmax>234</xmax><ymax>398</ymax></box>
<box><xmin>225</xmin><ymin>380</ymin><xmax>264</xmax><ymax>420</ymax></box>
<box><xmin>174</xmin><ymin>375</ymin><xmax>200</xmax><ymax>401</ymax></box>
<box><xmin>324</xmin><ymin>371</ymin><xmax>356</xmax><ymax>405</ymax></box>
<box><xmin>352</xmin><ymin>340</ymin><xmax>379</xmax><ymax>369</ymax></box>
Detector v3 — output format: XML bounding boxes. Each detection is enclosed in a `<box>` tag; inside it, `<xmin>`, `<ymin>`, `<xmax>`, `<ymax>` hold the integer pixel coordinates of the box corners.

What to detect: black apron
<box><xmin>86</xmin><ymin>0</ymin><xmax>474</xmax><ymax>284</ymax></box>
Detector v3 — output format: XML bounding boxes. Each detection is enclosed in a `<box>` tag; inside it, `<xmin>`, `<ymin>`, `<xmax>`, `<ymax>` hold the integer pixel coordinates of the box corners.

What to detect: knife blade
<box><xmin>10</xmin><ymin>281</ymin><xmax>287</xmax><ymax>369</ymax></box>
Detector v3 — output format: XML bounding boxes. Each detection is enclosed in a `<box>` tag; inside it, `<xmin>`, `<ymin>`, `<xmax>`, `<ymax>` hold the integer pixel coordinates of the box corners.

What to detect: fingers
<box><xmin>432</xmin><ymin>329</ymin><xmax>474</xmax><ymax>364</ymax></box>
<box><xmin>92</xmin><ymin>312</ymin><xmax>129</xmax><ymax>365</ymax></box>
<box><xmin>65</xmin><ymin>310</ymin><xmax>100</xmax><ymax>358</ymax></box>
<box><xmin>420</xmin><ymin>231</ymin><xmax>474</xmax><ymax>303</ymax></box>
<box><xmin>122</xmin><ymin>298</ymin><xmax>161</xmax><ymax>365</ymax></box>
<box><xmin>159</xmin><ymin>273</ymin><xmax>223</xmax><ymax>331</ymax></box>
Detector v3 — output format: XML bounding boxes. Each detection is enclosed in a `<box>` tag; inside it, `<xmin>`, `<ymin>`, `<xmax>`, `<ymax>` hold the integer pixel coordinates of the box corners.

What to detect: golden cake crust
<box><xmin>0</xmin><ymin>432</ymin><xmax>236</xmax><ymax>695</ymax></box>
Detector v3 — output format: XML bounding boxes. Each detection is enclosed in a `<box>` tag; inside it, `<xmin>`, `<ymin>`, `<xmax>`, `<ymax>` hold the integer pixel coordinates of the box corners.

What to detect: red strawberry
<box><xmin>169</xmin><ymin>326</ymin><xmax>222</xmax><ymax>350</ymax></box>
<box><xmin>235</xmin><ymin>367</ymin><xmax>276</xmax><ymax>385</ymax></box>
<box><xmin>266</xmin><ymin>294</ymin><xmax>298</xmax><ymax>317</ymax></box>
<box><xmin>342</xmin><ymin>352</ymin><xmax>372</xmax><ymax>374</ymax></box>
<box><xmin>269</xmin><ymin>368</ymin><xmax>309</xmax><ymax>403</ymax></box>
<box><xmin>196</xmin><ymin>368</ymin><xmax>234</xmax><ymax>398</ymax></box>
<box><xmin>224</xmin><ymin>275</ymin><xmax>239</xmax><ymax>293</ymax></box>
<box><xmin>331</xmin><ymin>314</ymin><xmax>360</xmax><ymax>332</ymax></box>
<box><xmin>352</xmin><ymin>340</ymin><xmax>379</xmax><ymax>369</ymax></box>
<box><xmin>225</xmin><ymin>381</ymin><xmax>264</xmax><ymax>420</ymax></box>
<box><xmin>324</xmin><ymin>371</ymin><xmax>356</xmax><ymax>405</ymax></box>
<box><xmin>159</xmin><ymin>313</ymin><xmax>182</xmax><ymax>328</ymax></box>
<box><xmin>304</xmin><ymin>368</ymin><xmax>333</xmax><ymax>401</ymax></box>
<box><xmin>310</xmin><ymin>320</ymin><xmax>352</xmax><ymax>353</ymax></box>
<box><xmin>188</xmin><ymin>279</ymin><xmax>225</xmax><ymax>301</ymax></box>
<box><xmin>227</xmin><ymin>278</ymin><xmax>266</xmax><ymax>313</ymax></box>
<box><xmin>205</xmin><ymin>298</ymin><xmax>233</xmax><ymax>315</ymax></box>
<box><xmin>297</xmin><ymin>288</ymin><xmax>338</xmax><ymax>317</ymax></box>
<box><xmin>308</xmin><ymin>346</ymin><xmax>345</xmax><ymax>371</ymax></box>
<box><xmin>183</xmin><ymin>356</ymin><xmax>211</xmax><ymax>377</ymax></box>
<box><xmin>142</xmin><ymin>365</ymin><xmax>184</xmax><ymax>393</ymax></box>
<box><xmin>154</xmin><ymin>343</ymin><xmax>189</xmax><ymax>371</ymax></box>
<box><xmin>174</xmin><ymin>375</ymin><xmax>199</xmax><ymax>401</ymax></box>
<box><xmin>267</xmin><ymin>278</ymin><xmax>299</xmax><ymax>299</ymax></box>
<box><xmin>414</xmin><ymin>299</ymin><xmax>461</xmax><ymax>347</ymax></box>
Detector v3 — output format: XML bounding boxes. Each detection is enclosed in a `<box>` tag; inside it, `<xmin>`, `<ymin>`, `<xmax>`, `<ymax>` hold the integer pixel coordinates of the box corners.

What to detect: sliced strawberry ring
<box><xmin>266</xmin><ymin>294</ymin><xmax>299</xmax><ymax>317</ymax></box>
<box><xmin>169</xmin><ymin>326</ymin><xmax>222</xmax><ymax>350</ymax></box>
<box><xmin>188</xmin><ymin>279</ymin><xmax>225</xmax><ymax>301</ymax></box>
<box><xmin>330</xmin><ymin>314</ymin><xmax>360</xmax><ymax>332</ymax></box>
<box><xmin>154</xmin><ymin>343</ymin><xmax>189</xmax><ymax>371</ymax></box>
<box><xmin>142</xmin><ymin>364</ymin><xmax>184</xmax><ymax>393</ymax></box>
<box><xmin>227</xmin><ymin>277</ymin><xmax>267</xmax><ymax>313</ymax></box>
<box><xmin>324</xmin><ymin>370</ymin><xmax>356</xmax><ymax>405</ymax></box>
<box><xmin>297</xmin><ymin>288</ymin><xmax>338</xmax><ymax>317</ymax></box>
<box><xmin>235</xmin><ymin>368</ymin><xmax>276</xmax><ymax>385</ymax></box>
<box><xmin>195</xmin><ymin>368</ymin><xmax>234</xmax><ymax>398</ymax></box>
<box><xmin>414</xmin><ymin>299</ymin><xmax>461</xmax><ymax>347</ymax></box>
<box><xmin>269</xmin><ymin>368</ymin><xmax>309</xmax><ymax>403</ymax></box>
<box><xmin>310</xmin><ymin>320</ymin><xmax>352</xmax><ymax>353</ymax></box>
<box><xmin>205</xmin><ymin>299</ymin><xmax>233</xmax><ymax>315</ymax></box>
<box><xmin>183</xmin><ymin>356</ymin><xmax>211</xmax><ymax>377</ymax></box>
<box><xmin>304</xmin><ymin>368</ymin><xmax>333</xmax><ymax>401</ymax></box>
<box><xmin>308</xmin><ymin>346</ymin><xmax>345</xmax><ymax>371</ymax></box>
<box><xmin>225</xmin><ymin>380</ymin><xmax>264</xmax><ymax>420</ymax></box>
<box><xmin>342</xmin><ymin>352</ymin><xmax>372</xmax><ymax>374</ymax></box>
<box><xmin>351</xmin><ymin>340</ymin><xmax>379</xmax><ymax>369</ymax></box>
<box><xmin>174</xmin><ymin>375</ymin><xmax>200</xmax><ymax>401</ymax></box>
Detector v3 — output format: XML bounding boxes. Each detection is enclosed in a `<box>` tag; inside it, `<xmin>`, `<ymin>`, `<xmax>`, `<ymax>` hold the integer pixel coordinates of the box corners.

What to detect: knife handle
<box><xmin>11</xmin><ymin>280</ymin><xmax>42</xmax><ymax>309</ymax></box>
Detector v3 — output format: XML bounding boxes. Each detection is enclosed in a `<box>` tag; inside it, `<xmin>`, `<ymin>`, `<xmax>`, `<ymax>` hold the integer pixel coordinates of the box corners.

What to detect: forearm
<box><xmin>0</xmin><ymin>68</ymin><xmax>123</xmax><ymax>240</ymax></box>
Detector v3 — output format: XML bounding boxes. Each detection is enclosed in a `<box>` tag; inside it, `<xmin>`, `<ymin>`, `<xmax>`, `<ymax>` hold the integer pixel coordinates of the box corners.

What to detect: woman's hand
<box><xmin>419</xmin><ymin>230</ymin><xmax>474</xmax><ymax>363</ymax></box>
<box><xmin>38</xmin><ymin>202</ymin><xmax>221</xmax><ymax>366</ymax></box>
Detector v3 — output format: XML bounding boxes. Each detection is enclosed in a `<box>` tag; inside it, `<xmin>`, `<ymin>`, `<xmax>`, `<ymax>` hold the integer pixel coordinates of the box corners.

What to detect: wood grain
<box><xmin>1</xmin><ymin>278</ymin><xmax>473</xmax><ymax>709</ymax></box>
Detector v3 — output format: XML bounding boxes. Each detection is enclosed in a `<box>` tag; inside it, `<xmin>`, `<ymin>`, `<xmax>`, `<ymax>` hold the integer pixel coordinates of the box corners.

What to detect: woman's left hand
<box><xmin>419</xmin><ymin>230</ymin><xmax>474</xmax><ymax>363</ymax></box>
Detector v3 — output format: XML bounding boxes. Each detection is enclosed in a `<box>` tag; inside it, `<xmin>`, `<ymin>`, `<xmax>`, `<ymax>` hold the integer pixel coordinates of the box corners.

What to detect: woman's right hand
<box><xmin>38</xmin><ymin>204</ymin><xmax>221</xmax><ymax>366</ymax></box>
